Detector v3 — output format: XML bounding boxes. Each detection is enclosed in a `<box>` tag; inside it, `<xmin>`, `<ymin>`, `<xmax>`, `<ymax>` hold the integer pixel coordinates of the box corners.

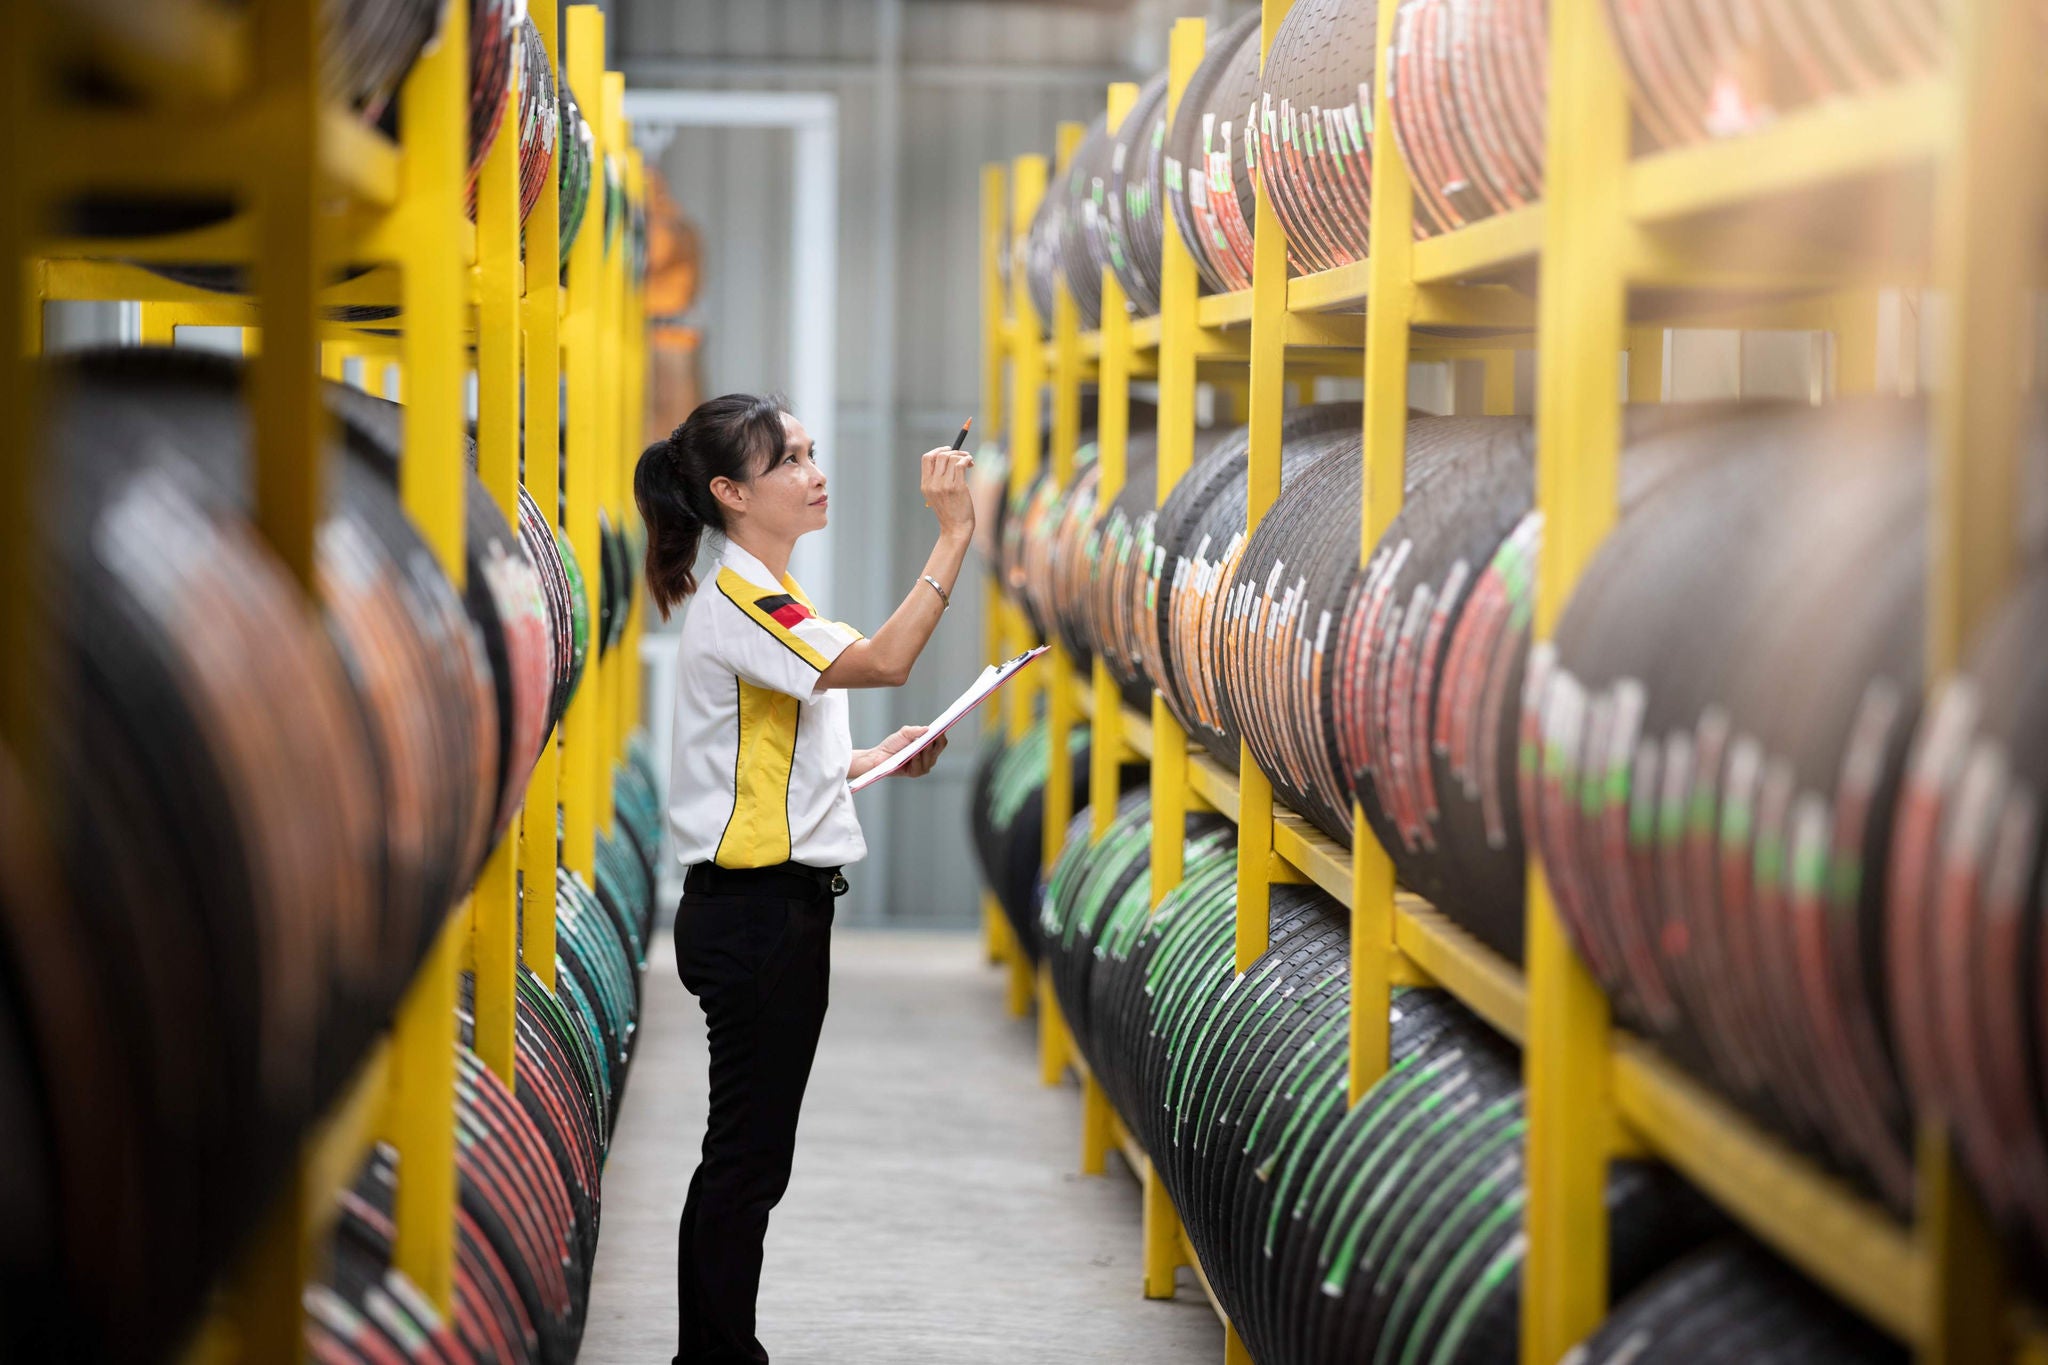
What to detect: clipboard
<box><xmin>848</xmin><ymin>645</ymin><xmax>1050</xmax><ymax>791</ymax></box>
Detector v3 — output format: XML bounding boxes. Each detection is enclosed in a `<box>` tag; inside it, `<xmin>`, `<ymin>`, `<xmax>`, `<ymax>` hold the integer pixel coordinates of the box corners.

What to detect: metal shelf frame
<box><xmin>978</xmin><ymin>1</ymin><xmax>2044</xmax><ymax>1362</ymax></box>
<box><xmin>4</xmin><ymin>4</ymin><xmax>649</xmax><ymax>1356</ymax></box>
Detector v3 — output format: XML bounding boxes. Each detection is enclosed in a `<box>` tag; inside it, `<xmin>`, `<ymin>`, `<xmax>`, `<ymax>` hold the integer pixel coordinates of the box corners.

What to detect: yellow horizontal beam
<box><xmin>1612</xmin><ymin>1037</ymin><xmax>1924</xmax><ymax>1345</ymax></box>
<box><xmin>1074</xmin><ymin>1042</ymin><xmax>1152</xmax><ymax>1183</ymax></box>
<box><xmin>1120</xmin><ymin>705</ymin><xmax>1153</xmax><ymax>760</ymax></box>
<box><xmin>1287</xmin><ymin>259</ymin><xmax>1372</xmax><ymax>313</ymax></box>
<box><xmin>1111</xmin><ymin>1110</ymin><xmax>1148</xmax><ymax>1184</ymax></box>
<box><xmin>1413</xmin><ymin>205</ymin><xmax>1545</xmax><ymax>284</ymax></box>
<box><xmin>1282</xmin><ymin>312</ymin><xmax>1366</xmax><ymax>349</ymax></box>
<box><xmin>352</xmin><ymin>209</ymin><xmax>476</xmax><ymax>269</ymax></box>
<box><xmin>1041</xmin><ymin>341</ymin><xmax>1098</xmax><ymax>375</ymax></box>
<box><xmin>40</xmin><ymin>258</ymin><xmax>228</xmax><ymax>304</ymax></box>
<box><xmin>1191</xmin><ymin>330</ymin><xmax>1252</xmax><ymax>361</ymax></box>
<box><xmin>1180</xmin><ymin>1226</ymin><xmax>1232</xmax><ymax>1331</ymax></box>
<box><xmin>38</xmin><ymin>103</ymin><xmax>399</xmax><ymax>208</ymax></box>
<box><xmin>1130</xmin><ymin>315</ymin><xmax>1162</xmax><ymax>351</ymax></box>
<box><xmin>1081</xmin><ymin>330</ymin><xmax>1102</xmax><ymax>360</ymax></box>
<box><xmin>1184</xmin><ymin>750</ymin><xmax>1237</xmax><ymax>822</ymax></box>
<box><xmin>1272</xmin><ymin>810</ymin><xmax>1351</xmax><ymax>906</ymax></box>
<box><xmin>1413</xmin><ymin>285</ymin><xmax>1536</xmax><ymax>330</ymax></box>
<box><xmin>1196</xmin><ymin>287</ymin><xmax>1255</xmax><ymax>330</ymax></box>
<box><xmin>319</xmin><ymin>106</ymin><xmax>403</xmax><ymax>207</ymax></box>
<box><xmin>40</xmin><ymin>214</ymin><xmax>256</xmax><ymax>266</ymax></box>
<box><xmin>325</xmin><ymin>265</ymin><xmax>404</xmax><ymax>310</ymax></box>
<box><xmin>1284</xmin><ymin>275</ymin><xmax>1533</xmax><ymax>333</ymax></box>
<box><xmin>1627</xmin><ymin>78</ymin><xmax>1945</xmax><ymax>228</ymax></box>
<box><xmin>1392</xmin><ymin>896</ymin><xmax>1529</xmax><ymax>1044</ymax></box>
<box><xmin>1412</xmin><ymin>330</ymin><xmax>1537</xmax><ymax>353</ymax></box>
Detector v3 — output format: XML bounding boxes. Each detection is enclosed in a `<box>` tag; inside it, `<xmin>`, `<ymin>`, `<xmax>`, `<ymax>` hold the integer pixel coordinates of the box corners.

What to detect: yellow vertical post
<box><xmin>622</xmin><ymin>144</ymin><xmax>649</xmax><ymax>755</ymax></box>
<box><xmin>1236</xmin><ymin>0</ymin><xmax>1296</xmax><ymax>976</ymax></box>
<box><xmin>1928</xmin><ymin>0</ymin><xmax>2038</xmax><ymax>678</ymax></box>
<box><xmin>562</xmin><ymin>6</ymin><xmax>606</xmax><ymax>883</ymax></box>
<box><xmin>519</xmin><ymin>413</ymin><xmax>560</xmax><ymax>967</ymax></box>
<box><xmin>1141</xmin><ymin>1154</ymin><xmax>1188</xmax><ymax>1299</ymax></box>
<box><xmin>994</xmin><ymin>139</ymin><xmax>1042</xmax><ymax>1035</ymax></box>
<box><xmin>1922</xmin><ymin>1</ymin><xmax>2040</xmax><ymax>1360</ymax></box>
<box><xmin>1150</xmin><ymin>16</ymin><xmax>1206</xmax><ymax>915</ymax></box>
<box><xmin>1080</xmin><ymin>1067</ymin><xmax>1114</xmax><ymax>1175</ymax></box>
<box><xmin>520</xmin><ymin>0</ymin><xmax>566</xmax><ymax>990</ymax></box>
<box><xmin>1091</xmin><ymin>83</ymin><xmax>1139</xmax><ymax>842</ymax></box>
<box><xmin>595</xmin><ymin>71</ymin><xmax>627</xmax><ymax>840</ymax></box>
<box><xmin>979</xmin><ymin>160</ymin><xmax>1012</xmax><ymax>970</ymax></box>
<box><xmin>1043</xmin><ymin>121</ymin><xmax>1086</xmax><ymax>879</ymax></box>
<box><xmin>1142</xmin><ymin>22</ymin><xmax>1207</xmax><ymax>1305</ymax></box>
<box><xmin>472</xmin><ymin>29</ymin><xmax>525</xmax><ymax>1087</ymax></box>
<box><xmin>981</xmin><ymin>162</ymin><xmax>1011</xmax><ymax>736</ymax></box>
<box><xmin>1831</xmin><ymin>293</ymin><xmax>1879</xmax><ymax>397</ymax></box>
<box><xmin>1347</xmin><ymin>0</ymin><xmax>1415</xmax><ymax>1102</ymax></box>
<box><xmin>1076</xmin><ymin>80</ymin><xmax>1140</xmax><ymax>1178</ymax></box>
<box><xmin>397</xmin><ymin>20</ymin><xmax>467</xmax><ymax>577</ymax></box>
<box><xmin>1037</xmin><ymin>963</ymin><xmax>1071</xmax><ymax>1085</ymax></box>
<box><xmin>1523</xmin><ymin>0</ymin><xmax>1629</xmax><ymax>1360</ymax></box>
<box><xmin>139</xmin><ymin>303</ymin><xmax>177</xmax><ymax>346</ymax></box>
<box><xmin>1006</xmin><ymin>153</ymin><xmax>1048</xmax><ymax>741</ymax></box>
<box><xmin>1625</xmin><ymin>327</ymin><xmax>1664</xmax><ymax>403</ymax></box>
<box><xmin>389</xmin><ymin>0</ymin><xmax>470</xmax><ymax>1314</ymax></box>
<box><xmin>1482</xmin><ymin>351</ymin><xmax>1517</xmax><ymax>416</ymax></box>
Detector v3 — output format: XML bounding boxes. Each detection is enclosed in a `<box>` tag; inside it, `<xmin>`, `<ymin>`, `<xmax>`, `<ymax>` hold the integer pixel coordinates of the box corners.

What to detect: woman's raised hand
<box><xmin>920</xmin><ymin>447</ymin><xmax>976</xmax><ymax>538</ymax></box>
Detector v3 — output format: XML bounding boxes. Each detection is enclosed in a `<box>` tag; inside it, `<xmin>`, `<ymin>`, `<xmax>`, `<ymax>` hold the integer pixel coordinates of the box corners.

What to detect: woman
<box><xmin>635</xmin><ymin>392</ymin><xmax>975</xmax><ymax>1365</ymax></box>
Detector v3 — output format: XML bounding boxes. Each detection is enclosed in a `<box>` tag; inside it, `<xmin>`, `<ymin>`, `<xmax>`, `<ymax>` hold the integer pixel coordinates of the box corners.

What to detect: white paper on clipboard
<box><xmin>848</xmin><ymin>645</ymin><xmax>1050</xmax><ymax>792</ymax></box>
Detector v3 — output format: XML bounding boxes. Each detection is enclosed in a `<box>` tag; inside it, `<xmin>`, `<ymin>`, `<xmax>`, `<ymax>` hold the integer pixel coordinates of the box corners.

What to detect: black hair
<box><xmin>634</xmin><ymin>392</ymin><xmax>788</xmax><ymax>615</ymax></box>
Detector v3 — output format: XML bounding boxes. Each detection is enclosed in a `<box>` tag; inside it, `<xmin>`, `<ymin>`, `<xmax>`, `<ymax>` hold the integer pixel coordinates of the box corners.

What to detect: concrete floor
<box><xmin>580</xmin><ymin>929</ymin><xmax>1221</xmax><ymax>1365</ymax></box>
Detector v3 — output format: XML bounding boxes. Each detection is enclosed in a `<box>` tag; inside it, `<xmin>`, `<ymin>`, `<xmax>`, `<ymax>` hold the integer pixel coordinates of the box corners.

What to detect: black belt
<box><xmin>685</xmin><ymin>860</ymin><xmax>849</xmax><ymax>901</ymax></box>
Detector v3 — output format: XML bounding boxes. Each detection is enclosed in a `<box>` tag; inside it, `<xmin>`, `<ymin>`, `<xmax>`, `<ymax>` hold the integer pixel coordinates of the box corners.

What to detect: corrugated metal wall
<box><xmin>618</xmin><ymin>0</ymin><xmax>1145</xmax><ymax>925</ymax></box>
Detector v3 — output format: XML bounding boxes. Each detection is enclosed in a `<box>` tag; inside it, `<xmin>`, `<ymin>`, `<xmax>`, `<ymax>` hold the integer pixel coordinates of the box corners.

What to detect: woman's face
<box><xmin>734</xmin><ymin>411</ymin><xmax>828</xmax><ymax>540</ymax></box>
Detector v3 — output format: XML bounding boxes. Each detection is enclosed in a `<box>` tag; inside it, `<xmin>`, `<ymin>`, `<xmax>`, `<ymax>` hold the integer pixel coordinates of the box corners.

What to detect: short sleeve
<box><xmin>710</xmin><ymin>567</ymin><xmax>862</xmax><ymax>698</ymax></box>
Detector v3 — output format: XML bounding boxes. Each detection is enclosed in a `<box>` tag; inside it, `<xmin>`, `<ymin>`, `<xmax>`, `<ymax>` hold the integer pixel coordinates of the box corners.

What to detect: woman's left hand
<box><xmin>848</xmin><ymin>725</ymin><xmax>947</xmax><ymax>782</ymax></box>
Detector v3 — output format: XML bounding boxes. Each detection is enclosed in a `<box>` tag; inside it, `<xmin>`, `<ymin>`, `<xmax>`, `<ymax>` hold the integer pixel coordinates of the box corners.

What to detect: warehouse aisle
<box><xmin>580</xmin><ymin>928</ymin><xmax>1221</xmax><ymax>1364</ymax></box>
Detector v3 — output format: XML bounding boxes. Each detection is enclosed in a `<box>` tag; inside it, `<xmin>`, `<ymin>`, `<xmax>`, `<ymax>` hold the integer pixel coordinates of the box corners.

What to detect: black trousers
<box><xmin>672</xmin><ymin>872</ymin><xmax>836</xmax><ymax>1365</ymax></box>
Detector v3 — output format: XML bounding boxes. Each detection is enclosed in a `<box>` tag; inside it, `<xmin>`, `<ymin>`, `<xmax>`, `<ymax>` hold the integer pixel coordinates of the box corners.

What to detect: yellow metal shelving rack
<box><xmin>980</xmin><ymin>1</ymin><xmax>2045</xmax><ymax>1362</ymax></box>
<box><xmin>4</xmin><ymin>2</ymin><xmax>649</xmax><ymax>1354</ymax></box>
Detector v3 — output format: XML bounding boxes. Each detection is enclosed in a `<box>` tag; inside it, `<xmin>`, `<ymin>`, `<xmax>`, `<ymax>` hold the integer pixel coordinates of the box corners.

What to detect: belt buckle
<box><xmin>828</xmin><ymin>873</ymin><xmax>849</xmax><ymax>898</ymax></box>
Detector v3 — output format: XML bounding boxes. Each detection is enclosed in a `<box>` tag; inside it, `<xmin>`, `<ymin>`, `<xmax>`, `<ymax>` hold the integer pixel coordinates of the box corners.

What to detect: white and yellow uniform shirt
<box><xmin>667</xmin><ymin>539</ymin><xmax>867</xmax><ymax>870</ymax></box>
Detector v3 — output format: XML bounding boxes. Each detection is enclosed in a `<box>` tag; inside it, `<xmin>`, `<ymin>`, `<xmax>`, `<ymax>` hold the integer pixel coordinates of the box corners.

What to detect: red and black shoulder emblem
<box><xmin>755</xmin><ymin>593</ymin><xmax>814</xmax><ymax>630</ymax></box>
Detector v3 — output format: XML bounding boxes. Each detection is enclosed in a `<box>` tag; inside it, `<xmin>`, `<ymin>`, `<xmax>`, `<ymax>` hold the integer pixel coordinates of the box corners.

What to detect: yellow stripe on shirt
<box><xmin>714</xmin><ymin>677</ymin><xmax>801</xmax><ymax>867</ymax></box>
<box><xmin>717</xmin><ymin>567</ymin><xmax>832</xmax><ymax>671</ymax></box>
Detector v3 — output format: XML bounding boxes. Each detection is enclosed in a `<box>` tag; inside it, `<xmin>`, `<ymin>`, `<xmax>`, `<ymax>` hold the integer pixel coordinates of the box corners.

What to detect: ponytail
<box><xmin>634</xmin><ymin>392</ymin><xmax>788</xmax><ymax>616</ymax></box>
